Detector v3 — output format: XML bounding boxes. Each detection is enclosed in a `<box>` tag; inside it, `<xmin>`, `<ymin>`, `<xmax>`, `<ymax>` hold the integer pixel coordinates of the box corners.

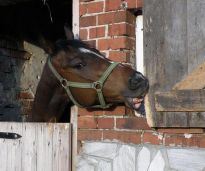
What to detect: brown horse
<box><xmin>32</xmin><ymin>28</ymin><xmax>149</xmax><ymax>122</ymax></box>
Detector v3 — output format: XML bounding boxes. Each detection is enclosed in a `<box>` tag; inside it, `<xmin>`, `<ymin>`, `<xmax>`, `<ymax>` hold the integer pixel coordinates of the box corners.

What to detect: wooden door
<box><xmin>144</xmin><ymin>0</ymin><xmax>205</xmax><ymax>127</ymax></box>
<box><xmin>0</xmin><ymin>122</ymin><xmax>71</xmax><ymax>171</ymax></box>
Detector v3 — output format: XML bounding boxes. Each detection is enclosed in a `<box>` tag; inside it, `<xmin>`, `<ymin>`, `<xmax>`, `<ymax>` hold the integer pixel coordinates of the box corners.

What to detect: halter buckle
<box><xmin>93</xmin><ymin>81</ymin><xmax>102</xmax><ymax>90</ymax></box>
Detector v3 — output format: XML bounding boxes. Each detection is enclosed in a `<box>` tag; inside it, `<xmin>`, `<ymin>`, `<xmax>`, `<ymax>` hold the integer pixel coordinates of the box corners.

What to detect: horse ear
<box><xmin>38</xmin><ymin>35</ymin><xmax>55</xmax><ymax>55</ymax></box>
<box><xmin>64</xmin><ymin>23</ymin><xmax>74</xmax><ymax>40</ymax></box>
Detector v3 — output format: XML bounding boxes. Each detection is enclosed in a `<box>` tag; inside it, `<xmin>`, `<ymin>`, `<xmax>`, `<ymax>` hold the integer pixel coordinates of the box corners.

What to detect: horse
<box><xmin>32</xmin><ymin>27</ymin><xmax>149</xmax><ymax>122</ymax></box>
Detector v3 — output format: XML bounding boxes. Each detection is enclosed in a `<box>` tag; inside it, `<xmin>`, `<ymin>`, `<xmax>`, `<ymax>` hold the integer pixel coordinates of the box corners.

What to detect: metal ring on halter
<box><xmin>93</xmin><ymin>81</ymin><xmax>102</xmax><ymax>90</ymax></box>
<box><xmin>61</xmin><ymin>79</ymin><xmax>68</xmax><ymax>88</ymax></box>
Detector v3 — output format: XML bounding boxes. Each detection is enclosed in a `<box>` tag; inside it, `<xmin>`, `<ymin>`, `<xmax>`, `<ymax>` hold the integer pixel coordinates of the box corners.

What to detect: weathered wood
<box><xmin>0</xmin><ymin>122</ymin><xmax>71</xmax><ymax>171</ymax></box>
<box><xmin>144</xmin><ymin>0</ymin><xmax>205</xmax><ymax>127</ymax></box>
<box><xmin>172</xmin><ymin>58</ymin><xmax>205</xmax><ymax>127</ymax></box>
<box><xmin>155</xmin><ymin>90</ymin><xmax>205</xmax><ymax>112</ymax></box>
<box><xmin>173</xmin><ymin>61</ymin><xmax>205</xmax><ymax>90</ymax></box>
<box><xmin>71</xmin><ymin>106</ymin><xmax>78</xmax><ymax>171</ymax></box>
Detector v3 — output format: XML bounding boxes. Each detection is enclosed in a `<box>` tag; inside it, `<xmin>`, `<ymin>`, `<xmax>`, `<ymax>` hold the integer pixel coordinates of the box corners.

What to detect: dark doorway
<box><xmin>0</xmin><ymin>0</ymin><xmax>72</xmax><ymax>122</ymax></box>
<box><xmin>0</xmin><ymin>0</ymin><xmax>73</xmax><ymax>45</ymax></box>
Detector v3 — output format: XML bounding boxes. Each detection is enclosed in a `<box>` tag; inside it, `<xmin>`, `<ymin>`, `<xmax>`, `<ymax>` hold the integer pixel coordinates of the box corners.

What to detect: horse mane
<box><xmin>54</xmin><ymin>39</ymin><xmax>90</xmax><ymax>52</ymax></box>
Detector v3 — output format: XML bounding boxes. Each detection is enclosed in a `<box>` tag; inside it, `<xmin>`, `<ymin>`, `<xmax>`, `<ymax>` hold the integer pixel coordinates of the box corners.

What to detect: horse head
<box><xmin>32</xmin><ymin>26</ymin><xmax>149</xmax><ymax>122</ymax></box>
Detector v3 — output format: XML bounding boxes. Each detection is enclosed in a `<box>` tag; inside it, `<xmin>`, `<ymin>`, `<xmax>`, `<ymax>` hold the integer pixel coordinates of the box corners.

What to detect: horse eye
<box><xmin>73</xmin><ymin>63</ymin><xmax>84</xmax><ymax>69</ymax></box>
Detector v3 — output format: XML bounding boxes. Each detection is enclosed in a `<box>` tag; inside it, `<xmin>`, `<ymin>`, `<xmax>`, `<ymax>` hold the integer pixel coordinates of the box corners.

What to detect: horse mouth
<box><xmin>125</xmin><ymin>97</ymin><xmax>144</xmax><ymax>111</ymax></box>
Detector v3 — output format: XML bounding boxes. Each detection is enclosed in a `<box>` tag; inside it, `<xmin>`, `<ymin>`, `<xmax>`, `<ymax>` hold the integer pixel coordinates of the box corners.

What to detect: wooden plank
<box><xmin>21</xmin><ymin>123</ymin><xmax>37</xmax><ymax>171</ymax></box>
<box><xmin>6</xmin><ymin>123</ymin><xmax>23</xmax><ymax>171</ymax></box>
<box><xmin>155</xmin><ymin>90</ymin><xmax>205</xmax><ymax>112</ymax></box>
<box><xmin>42</xmin><ymin>123</ymin><xmax>53</xmax><ymax>171</ymax></box>
<box><xmin>52</xmin><ymin>123</ymin><xmax>71</xmax><ymax>171</ymax></box>
<box><xmin>0</xmin><ymin>123</ymin><xmax>23</xmax><ymax>171</ymax></box>
<box><xmin>0</xmin><ymin>123</ymin><xmax>9</xmax><ymax>171</ymax></box>
<box><xmin>57</xmin><ymin>124</ymin><xmax>71</xmax><ymax>171</ymax></box>
<box><xmin>187</xmin><ymin>1</ymin><xmax>205</xmax><ymax>73</ymax></box>
<box><xmin>71</xmin><ymin>106</ymin><xmax>78</xmax><ymax>171</ymax></box>
<box><xmin>36</xmin><ymin>123</ymin><xmax>47</xmax><ymax>171</ymax></box>
<box><xmin>0</xmin><ymin>122</ymin><xmax>71</xmax><ymax>171</ymax></box>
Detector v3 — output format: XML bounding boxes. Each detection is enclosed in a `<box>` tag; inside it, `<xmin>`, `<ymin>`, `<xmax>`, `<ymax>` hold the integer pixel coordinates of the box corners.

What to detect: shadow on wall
<box><xmin>0</xmin><ymin>0</ymin><xmax>72</xmax><ymax>121</ymax></box>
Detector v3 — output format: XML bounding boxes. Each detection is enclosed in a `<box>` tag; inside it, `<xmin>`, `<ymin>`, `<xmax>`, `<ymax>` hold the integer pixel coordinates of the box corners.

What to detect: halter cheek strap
<box><xmin>48</xmin><ymin>57</ymin><xmax>119</xmax><ymax>109</ymax></box>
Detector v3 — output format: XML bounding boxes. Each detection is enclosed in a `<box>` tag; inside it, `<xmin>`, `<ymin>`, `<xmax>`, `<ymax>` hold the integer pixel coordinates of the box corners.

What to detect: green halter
<box><xmin>48</xmin><ymin>57</ymin><xmax>119</xmax><ymax>109</ymax></box>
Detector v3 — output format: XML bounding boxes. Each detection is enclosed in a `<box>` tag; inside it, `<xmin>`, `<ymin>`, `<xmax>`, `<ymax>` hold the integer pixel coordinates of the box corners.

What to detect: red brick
<box><xmin>157</xmin><ymin>128</ymin><xmax>204</xmax><ymax>134</ymax></box>
<box><xmin>108</xmin><ymin>23</ymin><xmax>135</xmax><ymax>37</ymax></box>
<box><xmin>78</xmin><ymin>130</ymin><xmax>102</xmax><ymax>141</ymax></box>
<box><xmin>80</xmin><ymin>29</ymin><xmax>88</xmax><ymax>40</ymax></box>
<box><xmin>87</xmin><ymin>1</ymin><xmax>104</xmax><ymax>14</ymax></box>
<box><xmin>105</xmin><ymin>0</ymin><xmax>143</xmax><ymax>11</ymax></box>
<box><xmin>98</xmin><ymin>39</ymin><xmax>110</xmax><ymax>50</ymax></box>
<box><xmin>80</xmin><ymin>4</ymin><xmax>87</xmax><ymax>16</ymax></box>
<box><xmin>78</xmin><ymin>116</ymin><xmax>97</xmax><ymax>129</ymax></box>
<box><xmin>165</xmin><ymin>135</ymin><xmax>194</xmax><ymax>146</ymax></box>
<box><xmin>83</xmin><ymin>40</ymin><xmax>96</xmax><ymax>47</ymax></box>
<box><xmin>97</xmin><ymin>118</ymin><xmax>114</xmax><ymax>129</ymax></box>
<box><xmin>105</xmin><ymin>0</ymin><xmax>121</xmax><ymax>12</ymax></box>
<box><xmin>198</xmin><ymin>135</ymin><xmax>205</xmax><ymax>148</ymax></box>
<box><xmin>20</xmin><ymin>99</ymin><xmax>33</xmax><ymax>108</ymax></box>
<box><xmin>126</xmin><ymin>11</ymin><xmax>136</xmax><ymax>25</ymax></box>
<box><xmin>95</xmin><ymin>106</ymin><xmax>126</xmax><ymax>116</ymax></box>
<box><xmin>120</xmin><ymin>0</ymin><xmax>143</xmax><ymax>9</ymax></box>
<box><xmin>17</xmin><ymin>90</ymin><xmax>34</xmax><ymax>99</ymax></box>
<box><xmin>109</xmin><ymin>37</ymin><xmax>133</xmax><ymax>50</ymax></box>
<box><xmin>136</xmin><ymin>0</ymin><xmax>143</xmax><ymax>8</ymax></box>
<box><xmin>143</xmin><ymin>132</ymin><xmax>162</xmax><ymax>145</ymax></box>
<box><xmin>109</xmin><ymin>23</ymin><xmax>126</xmax><ymax>36</ymax></box>
<box><xmin>78</xmin><ymin>108</ymin><xmax>94</xmax><ymax>116</ymax></box>
<box><xmin>164</xmin><ymin>134</ymin><xmax>205</xmax><ymax>148</ymax></box>
<box><xmin>116</xmin><ymin>117</ymin><xmax>151</xmax><ymax>130</ymax></box>
<box><xmin>98</xmin><ymin>11</ymin><xmax>127</xmax><ymax>25</ymax></box>
<box><xmin>80</xmin><ymin>16</ymin><xmax>96</xmax><ymax>27</ymax></box>
<box><xmin>98</xmin><ymin>37</ymin><xmax>133</xmax><ymax>50</ymax></box>
<box><xmin>89</xmin><ymin>26</ymin><xmax>105</xmax><ymax>39</ymax></box>
<box><xmin>20</xmin><ymin>100</ymin><xmax>30</xmax><ymax>108</ymax></box>
<box><xmin>109</xmin><ymin>51</ymin><xmax>129</xmax><ymax>62</ymax></box>
<box><xmin>78</xmin><ymin>106</ymin><xmax>126</xmax><ymax>116</ymax></box>
<box><xmin>103</xmin><ymin>130</ymin><xmax>141</xmax><ymax>144</ymax></box>
<box><xmin>126</xmin><ymin>0</ymin><xmax>136</xmax><ymax>9</ymax></box>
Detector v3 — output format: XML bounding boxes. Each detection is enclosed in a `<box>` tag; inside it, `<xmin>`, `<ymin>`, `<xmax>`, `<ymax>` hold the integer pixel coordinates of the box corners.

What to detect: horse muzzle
<box><xmin>123</xmin><ymin>71</ymin><xmax>149</xmax><ymax>112</ymax></box>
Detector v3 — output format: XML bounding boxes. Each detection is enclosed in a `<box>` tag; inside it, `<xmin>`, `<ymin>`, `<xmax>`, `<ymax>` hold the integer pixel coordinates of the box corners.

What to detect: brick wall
<box><xmin>0</xmin><ymin>41</ymin><xmax>46</xmax><ymax>121</ymax></box>
<box><xmin>77</xmin><ymin>0</ymin><xmax>205</xmax><ymax>149</ymax></box>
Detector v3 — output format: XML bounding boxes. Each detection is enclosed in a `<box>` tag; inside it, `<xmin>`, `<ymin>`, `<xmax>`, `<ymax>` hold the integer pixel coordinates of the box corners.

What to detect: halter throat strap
<box><xmin>48</xmin><ymin>57</ymin><xmax>119</xmax><ymax>109</ymax></box>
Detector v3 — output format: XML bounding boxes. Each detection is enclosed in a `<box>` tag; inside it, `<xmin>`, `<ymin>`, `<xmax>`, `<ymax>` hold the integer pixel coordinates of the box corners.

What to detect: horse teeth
<box><xmin>132</xmin><ymin>98</ymin><xmax>143</xmax><ymax>103</ymax></box>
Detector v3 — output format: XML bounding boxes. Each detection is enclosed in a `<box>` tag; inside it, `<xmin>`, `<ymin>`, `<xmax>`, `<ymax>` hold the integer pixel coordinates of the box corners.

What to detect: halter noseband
<box><xmin>48</xmin><ymin>57</ymin><xmax>119</xmax><ymax>109</ymax></box>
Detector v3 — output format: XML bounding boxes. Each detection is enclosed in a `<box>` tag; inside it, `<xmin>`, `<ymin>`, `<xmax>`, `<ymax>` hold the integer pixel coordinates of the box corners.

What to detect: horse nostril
<box><xmin>128</xmin><ymin>72</ymin><xmax>148</xmax><ymax>90</ymax></box>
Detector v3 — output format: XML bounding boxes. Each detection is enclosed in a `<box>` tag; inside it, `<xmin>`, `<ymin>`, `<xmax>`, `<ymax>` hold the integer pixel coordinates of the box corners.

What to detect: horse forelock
<box><xmin>78</xmin><ymin>47</ymin><xmax>105</xmax><ymax>59</ymax></box>
<box><xmin>55</xmin><ymin>39</ymin><xmax>89</xmax><ymax>51</ymax></box>
<box><xmin>55</xmin><ymin>39</ymin><xmax>106</xmax><ymax>60</ymax></box>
